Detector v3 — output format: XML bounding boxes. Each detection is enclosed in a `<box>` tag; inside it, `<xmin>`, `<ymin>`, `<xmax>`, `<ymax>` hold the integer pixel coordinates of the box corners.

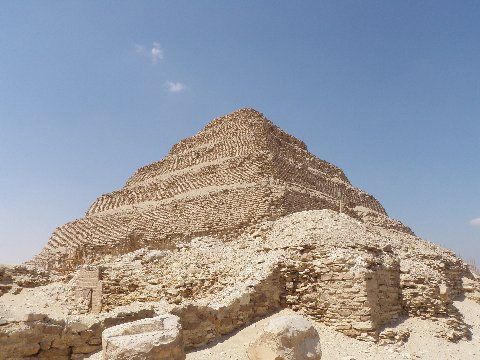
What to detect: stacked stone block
<box><xmin>280</xmin><ymin>245</ymin><xmax>402</xmax><ymax>341</ymax></box>
<box><xmin>31</xmin><ymin>109</ymin><xmax>402</xmax><ymax>271</ymax></box>
<box><xmin>73</xmin><ymin>266</ymin><xmax>102</xmax><ymax>314</ymax></box>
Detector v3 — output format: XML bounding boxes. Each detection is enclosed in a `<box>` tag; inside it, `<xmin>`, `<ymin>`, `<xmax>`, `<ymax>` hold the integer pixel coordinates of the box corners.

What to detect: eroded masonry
<box><xmin>1</xmin><ymin>109</ymin><xmax>478</xmax><ymax>359</ymax></box>
<box><xmin>30</xmin><ymin>109</ymin><xmax>406</xmax><ymax>271</ymax></box>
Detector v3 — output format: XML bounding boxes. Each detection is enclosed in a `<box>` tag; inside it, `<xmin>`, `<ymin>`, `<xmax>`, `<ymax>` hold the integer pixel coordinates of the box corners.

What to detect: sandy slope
<box><xmin>186</xmin><ymin>299</ymin><xmax>480</xmax><ymax>360</ymax></box>
<box><xmin>0</xmin><ymin>283</ymin><xmax>68</xmax><ymax>321</ymax></box>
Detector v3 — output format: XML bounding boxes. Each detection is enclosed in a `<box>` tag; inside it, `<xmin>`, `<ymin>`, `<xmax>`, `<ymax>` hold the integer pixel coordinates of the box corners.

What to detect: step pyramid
<box><xmin>30</xmin><ymin>108</ymin><xmax>408</xmax><ymax>271</ymax></box>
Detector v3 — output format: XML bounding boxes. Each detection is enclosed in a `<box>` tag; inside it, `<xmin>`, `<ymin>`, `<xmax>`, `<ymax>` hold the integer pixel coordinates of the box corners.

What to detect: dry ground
<box><xmin>186</xmin><ymin>299</ymin><xmax>480</xmax><ymax>360</ymax></box>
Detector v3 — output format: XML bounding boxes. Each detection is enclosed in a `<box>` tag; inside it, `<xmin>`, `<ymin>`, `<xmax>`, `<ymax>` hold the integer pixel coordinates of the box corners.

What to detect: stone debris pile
<box><xmin>0</xmin><ymin>265</ymin><xmax>51</xmax><ymax>296</ymax></box>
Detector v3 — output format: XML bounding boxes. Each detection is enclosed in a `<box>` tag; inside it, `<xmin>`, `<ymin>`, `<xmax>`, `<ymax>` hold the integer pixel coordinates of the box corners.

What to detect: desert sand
<box><xmin>186</xmin><ymin>299</ymin><xmax>480</xmax><ymax>360</ymax></box>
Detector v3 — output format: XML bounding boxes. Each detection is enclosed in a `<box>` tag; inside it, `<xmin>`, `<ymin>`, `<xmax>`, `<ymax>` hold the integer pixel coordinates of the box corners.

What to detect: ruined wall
<box><xmin>72</xmin><ymin>266</ymin><xmax>103</xmax><ymax>314</ymax></box>
<box><xmin>366</xmin><ymin>267</ymin><xmax>402</xmax><ymax>327</ymax></box>
<box><xmin>171</xmin><ymin>270</ymin><xmax>283</xmax><ymax>349</ymax></box>
<box><xmin>280</xmin><ymin>245</ymin><xmax>402</xmax><ymax>341</ymax></box>
<box><xmin>155</xmin><ymin>244</ymin><xmax>404</xmax><ymax>347</ymax></box>
<box><xmin>0</xmin><ymin>265</ymin><xmax>51</xmax><ymax>296</ymax></box>
<box><xmin>400</xmin><ymin>257</ymin><xmax>468</xmax><ymax>318</ymax></box>
<box><xmin>0</xmin><ymin>309</ymin><xmax>156</xmax><ymax>360</ymax></box>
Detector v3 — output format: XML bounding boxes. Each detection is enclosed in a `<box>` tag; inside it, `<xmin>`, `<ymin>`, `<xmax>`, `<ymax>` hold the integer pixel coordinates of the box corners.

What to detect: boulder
<box><xmin>248</xmin><ymin>314</ymin><xmax>321</xmax><ymax>360</ymax></box>
<box><xmin>102</xmin><ymin>314</ymin><xmax>185</xmax><ymax>360</ymax></box>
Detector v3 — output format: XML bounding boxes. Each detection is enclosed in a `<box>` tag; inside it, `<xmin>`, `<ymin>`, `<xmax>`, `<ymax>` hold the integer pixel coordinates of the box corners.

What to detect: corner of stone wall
<box><xmin>171</xmin><ymin>268</ymin><xmax>282</xmax><ymax>349</ymax></box>
<box><xmin>281</xmin><ymin>244</ymin><xmax>402</xmax><ymax>341</ymax></box>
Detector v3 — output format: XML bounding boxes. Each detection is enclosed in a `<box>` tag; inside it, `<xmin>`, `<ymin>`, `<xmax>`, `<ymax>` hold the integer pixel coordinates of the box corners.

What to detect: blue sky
<box><xmin>0</xmin><ymin>1</ymin><xmax>479</xmax><ymax>265</ymax></box>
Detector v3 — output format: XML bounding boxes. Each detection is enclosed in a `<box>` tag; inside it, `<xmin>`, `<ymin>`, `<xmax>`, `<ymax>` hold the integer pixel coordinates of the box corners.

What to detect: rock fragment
<box><xmin>102</xmin><ymin>314</ymin><xmax>185</xmax><ymax>360</ymax></box>
<box><xmin>247</xmin><ymin>315</ymin><xmax>321</xmax><ymax>360</ymax></box>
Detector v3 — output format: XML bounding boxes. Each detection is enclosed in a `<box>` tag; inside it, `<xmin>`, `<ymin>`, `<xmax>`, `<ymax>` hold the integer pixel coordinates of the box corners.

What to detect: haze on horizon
<box><xmin>0</xmin><ymin>1</ymin><xmax>479</xmax><ymax>266</ymax></box>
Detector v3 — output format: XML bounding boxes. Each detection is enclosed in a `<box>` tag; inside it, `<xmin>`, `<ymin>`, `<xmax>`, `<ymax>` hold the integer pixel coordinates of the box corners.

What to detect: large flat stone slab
<box><xmin>102</xmin><ymin>314</ymin><xmax>185</xmax><ymax>360</ymax></box>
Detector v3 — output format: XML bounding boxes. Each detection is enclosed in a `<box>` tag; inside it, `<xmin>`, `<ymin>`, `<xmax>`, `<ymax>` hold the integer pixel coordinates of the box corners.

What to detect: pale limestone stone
<box><xmin>247</xmin><ymin>315</ymin><xmax>321</xmax><ymax>360</ymax></box>
<box><xmin>102</xmin><ymin>314</ymin><xmax>185</xmax><ymax>360</ymax></box>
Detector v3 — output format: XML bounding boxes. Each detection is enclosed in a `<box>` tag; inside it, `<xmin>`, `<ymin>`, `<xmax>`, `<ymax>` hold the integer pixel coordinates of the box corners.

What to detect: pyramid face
<box><xmin>31</xmin><ymin>109</ymin><xmax>399</xmax><ymax>270</ymax></box>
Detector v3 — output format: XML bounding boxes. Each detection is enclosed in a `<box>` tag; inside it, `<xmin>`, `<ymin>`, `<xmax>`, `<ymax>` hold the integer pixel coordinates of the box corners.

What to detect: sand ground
<box><xmin>186</xmin><ymin>299</ymin><xmax>480</xmax><ymax>360</ymax></box>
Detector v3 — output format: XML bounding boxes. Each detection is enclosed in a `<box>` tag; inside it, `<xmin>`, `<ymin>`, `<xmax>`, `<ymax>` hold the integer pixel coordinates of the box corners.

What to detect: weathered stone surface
<box><xmin>70</xmin><ymin>266</ymin><xmax>103</xmax><ymax>314</ymax></box>
<box><xmin>0</xmin><ymin>264</ymin><xmax>51</xmax><ymax>296</ymax></box>
<box><xmin>0</xmin><ymin>308</ymin><xmax>157</xmax><ymax>360</ymax></box>
<box><xmin>29</xmin><ymin>108</ymin><xmax>397</xmax><ymax>272</ymax></box>
<box><xmin>102</xmin><ymin>314</ymin><xmax>185</xmax><ymax>360</ymax></box>
<box><xmin>247</xmin><ymin>315</ymin><xmax>321</xmax><ymax>360</ymax></box>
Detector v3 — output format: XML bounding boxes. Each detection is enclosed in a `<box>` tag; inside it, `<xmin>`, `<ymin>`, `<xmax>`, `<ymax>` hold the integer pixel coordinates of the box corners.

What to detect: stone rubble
<box><xmin>0</xmin><ymin>265</ymin><xmax>52</xmax><ymax>297</ymax></box>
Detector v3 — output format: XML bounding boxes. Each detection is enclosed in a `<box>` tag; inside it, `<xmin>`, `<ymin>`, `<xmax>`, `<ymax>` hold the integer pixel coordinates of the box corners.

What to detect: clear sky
<box><xmin>0</xmin><ymin>1</ymin><xmax>479</xmax><ymax>266</ymax></box>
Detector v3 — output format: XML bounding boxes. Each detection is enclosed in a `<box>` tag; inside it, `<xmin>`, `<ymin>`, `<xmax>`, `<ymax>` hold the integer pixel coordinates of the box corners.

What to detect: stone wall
<box><xmin>171</xmin><ymin>270</ymin><xmax>283</xmax><ymax>349</ymax></box>
<box><xmin>0</xmin><ymin>309</ymin><xmax>156</xmax><ymax>360</ymax></box>
<box><xmin>72</xmin><ymin>266</ymin><xmax>103</xmax><ymax>314</ymax></box>
<box><xmin>280</xmin><ymin>245</ymin><xmax>402</xmax><ymax>341</ymax></box>
<box><xmin>3</xmin><ymin>235</ymin><xmax>473</xmax><ymax>358</ymax></box>
<box><xmin>400</xmin><ymin>258</ymin><xmax>468</xmax><ymax>318</ymax></box>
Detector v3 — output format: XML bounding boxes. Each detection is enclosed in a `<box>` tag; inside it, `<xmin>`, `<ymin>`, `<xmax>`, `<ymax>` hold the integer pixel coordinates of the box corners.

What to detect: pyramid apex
<box><xmin>203</xmin><ymin>108</ymin><xmax>270</xmax><ymax>129</ymax></box>
<box><xmin>231</xmin><ymin>107</ymin><xmax>265</xmax><ymax>116</ymax></box>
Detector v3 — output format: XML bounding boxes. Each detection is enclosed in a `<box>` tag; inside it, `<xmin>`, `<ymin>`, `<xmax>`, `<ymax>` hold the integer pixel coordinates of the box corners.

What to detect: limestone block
<box><xmin>102</xmin><ymin>314</ymin><xmax>185</xmax><ymax>360</ymax></box>
<box><xmin>247</xmin><ymin>315</ymin><xmax>321</xmax><ymax>360</ymax></box>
